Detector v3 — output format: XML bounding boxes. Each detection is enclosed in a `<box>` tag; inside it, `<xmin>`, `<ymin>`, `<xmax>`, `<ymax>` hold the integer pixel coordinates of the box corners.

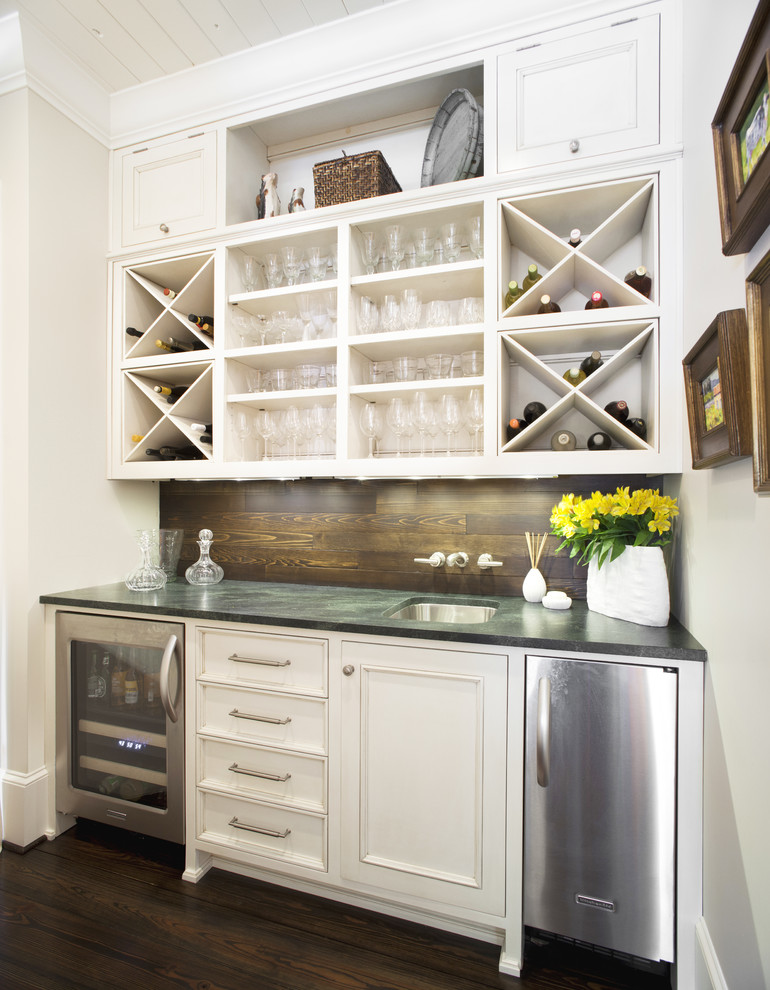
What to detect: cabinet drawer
<box><xmin>198</xmin><ymin>790</ymin><xmax>327</xmax><ymax>871</ymax></box>
<box><xmin>199</xmin><ymin>683</ymin><xmax>327</xmax><ymax>755</ymax></box>
<box><xmin>198</xmin><ymin>627</ymin><xmax>327</xmax><ymax>696</ymax></box>
<box><xmin>198</xmin><ymin>736</ymin><xmax>326</xmax><ymax>813</ymax></box>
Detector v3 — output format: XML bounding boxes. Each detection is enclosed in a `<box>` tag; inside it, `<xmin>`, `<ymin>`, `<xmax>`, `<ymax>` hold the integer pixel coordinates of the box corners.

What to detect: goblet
<box><xmin>283</xmin><ymin>404</ymin><xmax>301</xmax><ymax>458</ymax></box>
<box><xmin>441</xmin><ymin>223</ymin><xmax>462</xmax><ymax>263</ymax></box>
<box><xmin>411</xmin><ymin>391</ymin><xmax>437</xmax><ymax>457</ymax></box>
<box><xmin>263</xmin><ymin>253</ymin><xmax>283</xmax><ymax>289</ymax></box>
<box><xmin>309</xmin><ymin>294</ymin><xmax>330</xmax><ymax>338</ymax></box>
<box><xmin>241</xmin><ymin>255</ymin><xmax>260</xmax><ymax>292</ymax></box>
<box><xmin>466</xmin><ymin>387</ymin><xmax>484</xmax><ymax>455</ymax></box>
<box><xmin>467</xmin><ymin>215</ymin><xmax>483</xmax><ymax>259</ymax></box>
<box><xmin>413</xmin><ymin>227</ymin><xmax>435</xmax><ymax>267</ymax></box>
<box><xmin>359</xmin><ymin>402</ymin><xmax>383</xmax><ymax>458</ymax></box>
<box><xmin>385</xmin><ymin>224</ymin><xmax>406</xmax><ymax>271</ymax></box>
<box><xmin>360</xmin><ymin>231</ymin><xmax>381</xmax><ymax>275</ymax></box>
<box><xmin>309</xmin><ymin>404</ymin><xmax>329</xmax><ymax>458</ymax></box>
<box><xmin>306</xmin><ymin>245</ymin><xmax>328</xmax><ymax>282</ymax></box>
<box><xmin>281</xmin><ymin>245</ymin><xmax>303</xmax><ymax>286</ymax></box>
<box><xmin>438</xmin><ymin>393</ymin><xmax>463</xmax><ymax>455</ymax></box>
<box><xmin>255</xmin><ymin>408</ymin><xmax>277</xmax><ymax>460</ymax></box>
<box><xmin>386</xmin><ymin>397</ymin><xmax>412</xmax><ymax>457</ymax></box>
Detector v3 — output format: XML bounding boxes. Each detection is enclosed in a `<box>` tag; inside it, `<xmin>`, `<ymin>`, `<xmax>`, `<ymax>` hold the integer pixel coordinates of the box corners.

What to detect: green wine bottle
<box><xmin>521</xmin><ymin>264</ymin><xmax>542</xmax><ymax>293</ymax></box>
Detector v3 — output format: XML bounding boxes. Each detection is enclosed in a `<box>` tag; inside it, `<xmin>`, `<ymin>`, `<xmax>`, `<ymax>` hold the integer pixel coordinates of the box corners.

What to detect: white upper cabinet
<box><xmin>119</xmin><ymin>131</ymin><xmax>217</xmax><ymax>248</ymax></box>
<box><xmin>496</xmin><ymin>12</ymin><xmax>660</xmax><ymax>173</ymax></box>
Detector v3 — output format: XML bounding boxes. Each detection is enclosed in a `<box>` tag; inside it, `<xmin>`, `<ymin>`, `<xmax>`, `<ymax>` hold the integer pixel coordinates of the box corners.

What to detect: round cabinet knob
<box><xmin>342</xmin><ymin>665</ymin><xmax>355</xmax><ymax>676</ymax></box>
<box><xmin>569</xmin><ymin>139</ymin><xmax>580</xmax><ymax>154</ymax></box>
<box><xmin>159</xmin><ymin>223</ymin><xmax>169</xmax><ymax>233</ymax></box>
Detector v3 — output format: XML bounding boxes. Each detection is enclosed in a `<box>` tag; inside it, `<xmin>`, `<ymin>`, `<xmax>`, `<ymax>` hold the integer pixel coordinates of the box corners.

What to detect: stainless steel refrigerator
<box><xmin>524</xmin><ymin>655</ymin><xmax>677</xmax><ymax>963</ymax></box>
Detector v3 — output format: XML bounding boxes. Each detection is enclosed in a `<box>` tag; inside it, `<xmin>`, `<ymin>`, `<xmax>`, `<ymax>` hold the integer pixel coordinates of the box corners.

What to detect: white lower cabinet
<box><xmin>338</xmin><ymin>638</ymin><xmax>508</xmax><ymax>916</ymax></box>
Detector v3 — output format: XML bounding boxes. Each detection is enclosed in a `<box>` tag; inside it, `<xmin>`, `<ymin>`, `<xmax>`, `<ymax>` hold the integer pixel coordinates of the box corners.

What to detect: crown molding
<box><xmin>0</xmin><ymin>12</ymin><xmax>110</xmax><ymax>146</ymax></box>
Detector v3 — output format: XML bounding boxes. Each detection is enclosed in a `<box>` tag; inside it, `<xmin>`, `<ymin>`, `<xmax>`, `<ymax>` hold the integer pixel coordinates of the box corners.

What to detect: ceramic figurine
<box><xmin>256</xmin><ymin>174</ymin><xmax>267</xmax><ymax>219</ymax></box>
<box><xmin>261</xmin><ymin>172</ymin><xmax>280</xmax><ymax>218</ymax></box>
<box><xmin>289</xmin><ymin>187</ymin><xmax>306</xmax><ymax>213</ymax></box>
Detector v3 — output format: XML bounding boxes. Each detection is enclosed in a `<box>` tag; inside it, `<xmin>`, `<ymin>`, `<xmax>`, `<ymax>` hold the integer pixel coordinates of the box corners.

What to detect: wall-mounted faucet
<box><xmin>447</xmin><ymin>551</ymin><xmax>469</xmax><ymax>568</ymax></box>
<box><xmin>477</xmin><ymin>553</ymin><xmax>503</xmax><ymax>569</ymax></box>
<box><xmin>413</xmin><ymin>552</ymin><xmax>446</xmax><ymax>568</ymax></box>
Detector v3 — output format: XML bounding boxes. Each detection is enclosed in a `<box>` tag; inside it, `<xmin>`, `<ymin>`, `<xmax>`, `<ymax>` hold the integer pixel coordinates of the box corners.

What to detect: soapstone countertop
<box><xmin>40</xmin><ymin>580</ymin><xmax>707</xmax><ymax>663</ymax></box>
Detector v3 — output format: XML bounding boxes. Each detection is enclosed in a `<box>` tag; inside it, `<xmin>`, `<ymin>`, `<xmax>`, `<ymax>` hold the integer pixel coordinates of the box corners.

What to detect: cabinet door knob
<box><xmin>159</xmin><ymin>223</ymin><xmax>169</xmax><ymax>233</ymax></box>
<box><xmin>342</xmin><ymin>664</ymin><xmax>355</xmax><ymax>676</ymax></box>
<box><xmin>569</xmin><ymin>139</ymin><xmax>580</xmax><ymax>154</ymax></box>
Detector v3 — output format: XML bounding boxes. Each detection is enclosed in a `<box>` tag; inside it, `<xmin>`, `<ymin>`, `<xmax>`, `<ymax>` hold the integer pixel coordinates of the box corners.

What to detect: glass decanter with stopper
<box><xmin>125</xmin><ymin>530</ymin><xmax>167</xmax><ymax>591</ymax></box>
<box><xmin>185</xmin><ymin>529</ymin><xmax>224</xmax><ymax>585</ymax></box>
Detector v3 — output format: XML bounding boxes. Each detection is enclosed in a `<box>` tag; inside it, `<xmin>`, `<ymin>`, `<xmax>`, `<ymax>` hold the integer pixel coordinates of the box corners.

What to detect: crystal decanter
<box><xmin>185</xmin><ymin>529</ymin><xmax>224</xmax><ymax>585</ymax></box>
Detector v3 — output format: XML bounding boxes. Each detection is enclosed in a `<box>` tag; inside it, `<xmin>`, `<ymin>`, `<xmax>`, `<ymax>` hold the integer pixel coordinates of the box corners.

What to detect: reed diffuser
<box><xmin>523</xmin><ymin>532</ymin><xmax>548</xmax><ymax>602</ymax></box>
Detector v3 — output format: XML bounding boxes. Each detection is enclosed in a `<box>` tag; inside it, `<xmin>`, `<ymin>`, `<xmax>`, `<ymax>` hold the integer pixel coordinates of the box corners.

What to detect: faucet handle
<box><xmin>414</xmin><ymin>552</ymin><xmax>446</xmax><ymax>568</ymax></box>
<box><xmin>447</xmin><ymin>551</ymin><xmax>469</xmax><ymax>568</ymax></box>
<box><xmin>477</xmin><ymin>553</ymin><xmax>503</xmax><ymax>569</ymax></box>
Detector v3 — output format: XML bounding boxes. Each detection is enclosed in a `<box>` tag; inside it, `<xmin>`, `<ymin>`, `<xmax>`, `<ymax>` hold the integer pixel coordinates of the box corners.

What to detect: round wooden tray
<box><xmin>421</xmin><ymin>88</ymin><xmax>484</xmax><ymax>187</ymax></box>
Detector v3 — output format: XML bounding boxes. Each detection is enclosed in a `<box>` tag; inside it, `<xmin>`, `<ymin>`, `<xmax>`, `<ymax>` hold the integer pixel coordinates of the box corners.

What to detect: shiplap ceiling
<box><xmin>0</xmin><ymin>0</ymin><xmax>401</xmax><ymax>93</ymax></box>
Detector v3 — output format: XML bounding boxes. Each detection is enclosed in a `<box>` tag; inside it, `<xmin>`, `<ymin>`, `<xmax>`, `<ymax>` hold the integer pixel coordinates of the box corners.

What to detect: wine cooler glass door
<box><xmin>56</xmin><ymin>612</ymin><xmax>185</xmax><ymax>843</ymax></box>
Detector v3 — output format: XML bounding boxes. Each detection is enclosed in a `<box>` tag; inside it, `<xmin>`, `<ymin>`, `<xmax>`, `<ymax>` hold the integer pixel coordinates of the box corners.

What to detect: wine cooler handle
<box><xmin>160</xmin><ymin>634</ymin><xmax>180</xmax><ymax>724</ymax></box>
<box><xmin>536</xmin><ymin>677</ymin><xmax>551</xmax><ymax>787</ymax></box>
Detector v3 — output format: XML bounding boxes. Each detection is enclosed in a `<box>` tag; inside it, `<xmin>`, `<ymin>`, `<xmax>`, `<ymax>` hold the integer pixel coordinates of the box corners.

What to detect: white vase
<box><xmin>586</xmin><ymin>545</ymin><xmax>669</xmax><ymax>627</ymax></box>
<box><xmin>522</xmin><ymin>567</ymin><xmax>547</xmax><ymax>602</ymax></box>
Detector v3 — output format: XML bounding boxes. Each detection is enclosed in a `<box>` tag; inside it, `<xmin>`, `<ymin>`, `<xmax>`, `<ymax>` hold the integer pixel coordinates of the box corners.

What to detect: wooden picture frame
<box><xmin>746</xmin><ymin>251</ymin><xmax>770</xmax><ymax>490</ymax></box>
<box><xmin>682</xmin><ymin>310</ymin><xmax>752</xmax><ymax>469</ymax></box>
<box><xmin>712</xmin><ymin>0</ymin><xmax>770</xmax><ymax>256</ymax></box>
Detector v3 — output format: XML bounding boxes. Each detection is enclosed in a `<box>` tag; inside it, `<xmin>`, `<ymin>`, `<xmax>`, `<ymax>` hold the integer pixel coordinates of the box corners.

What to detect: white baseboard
<box><xmin>695</xmin><ymin>917</ymin><xmax>729</xmax><ymax>990</ymax></box>
<box><xmin>1</xmin><ymin>765</ymin><xmax>50</xmax><ymax>849</ymax></box>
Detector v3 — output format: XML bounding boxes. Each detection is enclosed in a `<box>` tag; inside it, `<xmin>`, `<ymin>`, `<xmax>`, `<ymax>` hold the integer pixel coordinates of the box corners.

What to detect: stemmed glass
<box><xmin>283</xmin><ymin>405</ymin><xmax>301</xmax><ymax>458</ymax></box>
<box><xmin>306</xmin><ymin>246</ymin><xmax>327</xmax><ymax>282</ymax></box>
<box><xmin>297</xmin><ymin>293</ymin><xmax>313</xmax><ymax>339</ymax></box>
<box><xmin>263</xmin><ymin>253</ymin><xmax>283</xmax><ymax>289</ymax></box>
<box><xmin>360</xmin><ymin>231</ymin><xmax>380</xmax><ymax>275</ymax></box>
<box><xmin>386</xmin><ymin>397</ymin><xmax>412</xmax><ymax>456</ymax></box>
<box><xmin>255</xmin><ymin>408</ymin><xmax>276</xmax><ymax>460</ymax></box>
<box><xmin>359</xmin><ymin>402</ymin><xmax>383</xmax><ymax>457</ymax></box>
<box><xmin>310</xmin><ymin>404</ymin><xmax>328</xmax><ymax>458</ymax></box>
<box><xmin>310</xmin><ymin>294</ymin><xmax>330</xmax><ymax>338</ymax></box>
<box><xmin>441</xmin><ymin>223</ymin><xmax>462</xmax><ymax>263</ymax></box>
<box><xmin>413</xmin><ymin>227</ymin><xmax>435</xmax><ymax>267</ymax></box>
<box><xmin>466</xmin><ymin>388</ymin><xmax>484</xmax><ymax>455</ymax></box>
<box><xmin>467</xmin><ymin>216</ymin><xmax>483</xmax><ymax>259</ymax></box>
<box><xmin>233</xmin><ymin>409</ymin><xmax>252</xmax><ymax>460</ymax></box>
<box><xmin>241</xmin><ymin>255</ymin><xmax>260</xmax><ymax>291</ymax></box>
<box><xmin>281</xmin><ymin>245</ymin><xmax>303</xmax><ymax>286</ymax></box>
<box><xmin>385</xmin><ymin>224</ymin><xmax>406</xmax><ymax>271</ymax></box>
<box><xmin>438</xmin><ymin>393</ymin><xmax>463</xmax><ymax>455</ymax></box>
<box><xmin>411</xmin><ymin>392</ymin><xmax>437</xmax><ymax>457</ymax></box>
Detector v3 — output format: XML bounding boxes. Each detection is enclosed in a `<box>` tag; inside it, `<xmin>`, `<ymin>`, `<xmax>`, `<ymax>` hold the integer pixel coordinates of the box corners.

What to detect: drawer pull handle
<box><xmin>228</xmin><ymin>762</ymin><xmax>291</xmax><ymax>782</ymax></box>
<box><xmin>229</xmin><ymin>653</ymin><xmax>291</xmax><ymax>667</ymax></box>
<box><xmin>228</xmin><ymin>816</ymin><xmax>291</xmax><ymax>839</ymax></box>
<box><xmin>229</xmin><ymin>708</ymin><xmax>291</xmax><ymax>725</ymax></box>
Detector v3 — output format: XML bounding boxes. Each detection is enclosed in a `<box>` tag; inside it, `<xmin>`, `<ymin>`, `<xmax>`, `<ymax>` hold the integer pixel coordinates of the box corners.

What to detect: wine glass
<box><xmin>441</xmin><ymin>223</ymin><xmax>462</xmax><ymax>263</ymax></box>
<box><xmin>241</xmin><ymin>255</ymin><xmax>260</xmax><ymax>292</ymax></box>
<box><xmin>466</xmin><ymin>387</ymin><xmax>484</xmax><ymax>455</ymax></box>
<box><xmin>438</xmin><ymin>393</ymin><xmax>463</xmax><ymax>455</ymax></box>
<box><xmin>360</xmin><ymin>231</ymin><xmax>380</xmax><ymax>275</ymax></box>
<box><xmin>413</xmin><ymin>227</ymin><xmax>435</xmax><ymax>267</ymax></box>
<box><xmin>255</xmin><ymin>408</ymin><xmax>276</xmax><ymax>460</ymax></box>
<box><xmin>310</xmin><ymin>294</ymin><xmax>330</xmax><ymax>338</ymax></box>
<box><xmin>296</xmin><ymin>293</ymin><xmax>313</xmax><ymax>339</ymax></box>
<box><xmin>306</xmin><ymin>245</ymin><xmax>328</xmax><ymax>282</ymax></box>
<box><xmin>467</xmin><ymin>215</ymin><xmax>483</xmax><ymax>259</ymax></box>
<box><xmin>359</xmin><ymin>402</ymin><xmax>383</xmax><ymax>457</ymax></box>
<box><xmin>281</xmin><ymin>245</ymin><xmax>303</xmax><ymax>286</ymax></box>
<box><xmin>411</xmin><ymin>391</ymin><xmax>436</xmax><ymax>457</ymax></box>
<box><xmin>283</xmin><ymin>404</ymin><xmax>301</xmax><ymax>457</ymax></box>
<box><xmin>263</xmin><ymin>253</ymin><xmax>283</xmax><ymax>289</ymax></box>
<box><xmin>380</xmin><ymin>294</ymin><xmax>402</xmax><ymax>333</ymax></box>
<box><xmin>309</xmin><ymin>404</ymin><xmax>329</xmax><ymax>457</ymax></box>
<box><xmin>385</xmin><ymin>224</ymin><xmax>406</xmax><ymax>271</ymax></box>
<box><xmin>232</xmin><ymin>409</ymin><xmax>252</xmax><ymax>460</ymax></box>
<box><xmin>386</xmin><ymin>397</ymin><xmax>412</xmax><ymax>456</ymax></box>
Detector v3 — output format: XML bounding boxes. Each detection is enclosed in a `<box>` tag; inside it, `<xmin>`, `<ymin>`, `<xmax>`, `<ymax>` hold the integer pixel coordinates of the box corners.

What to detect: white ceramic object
<box><xmin>542</xmin><ymin>591</ymin><xmax>572</xmax><ymax>610</ymax></box>
<box><xmin>522</xmin><ymin>567</ymin><xmax>547</xmax><ymax>603</ymax></box>
<box><xmin>586</xmin><ymin>545</ymin><xmax>669</xmax><ymax>626</ymax></box>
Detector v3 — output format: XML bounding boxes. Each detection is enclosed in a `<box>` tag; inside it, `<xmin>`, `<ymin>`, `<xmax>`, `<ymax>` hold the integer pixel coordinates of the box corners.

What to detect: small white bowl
<box><xmin>542</xmin><ymin>591</ymin><xmax>572</xmax><ymax>610</ymax></box>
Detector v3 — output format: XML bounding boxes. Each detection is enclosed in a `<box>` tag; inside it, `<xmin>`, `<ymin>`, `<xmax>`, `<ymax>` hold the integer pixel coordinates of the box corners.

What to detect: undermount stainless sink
<box><xmin>384</xmin><ymin>598</ymin><xmax>499</xmax><ymax>624</ymax></box>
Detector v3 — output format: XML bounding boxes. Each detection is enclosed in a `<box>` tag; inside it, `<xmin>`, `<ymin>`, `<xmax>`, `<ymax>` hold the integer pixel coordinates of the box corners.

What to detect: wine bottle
<box><xmin>587</xmin><ymin>431</ymin><xmax>612</xmax><ymax>450</ymax></box>
<box><xmin>537</xmin><ymin>294</ymin><xmax>561</xmax><ymax>314</ymax></box>
<box><xmin>604</xmin><ymin>400</ymin><xmax>629</xmax><ymax>422</ymax></box>
<box><xmin>506</xmin><ymin>418</ymin><xmax>524</xmax><ymax>441</ymax></box>
<box><xmin>626</xmin><ymin>417</ymin><xmax>648</xmax><ymax>440</ymax></box>
<box><xmin>87</xmin><ymin>652</ymin><xmax>107</xmax><ymax>701</ymax></box>
<box><xmin>568</xmin><ymin>228</ymin><xmax>582</xmax><ymax>247</ymax></box>
<box><xmin>131</xmin><ymin>434</ymin><xmax>145</xmax><ymax>444</ymax></box>
<box><xmin>126</xmin><ymin>327</ymin><xmax>143</xmax><ymax>338</ymax></box>
<box><xmin>199</xmin><ymin>434</ymin><xmax>212</xmax><ymax>445</ymax></box>
<box><xmin>523</xmin><ymin>400</ymin><xmax>546</xmax><ymax>423</ymax></box>
<box><xmin>585</xmin><ymin>290</ymin><xmax>609</xmax><ymax>310</ymax></box>
<box><xmin>190</xmin><ymin>422</ymin><xmax>213</xmax><ymax>435</ymax></box>
<box><xmin>563</xmin><ymin>367</ymin><xmax>586</xmax><ymax>386</ymax></box>
<box><xmin>145</xmin><ymin>448</ymin><xmax>177</xmax><ymax>460</ymax></box>
<box><xmin>168</xmin><ymin>336</ymin><xmax>207</xmax><ymax>352</ymax></box>
<box><xmin>154</xmin><ymin>338</ymin><xmax>185</xmax><ymax>353</ymax></box>
<box><xmin>579</xmin><ymin>350</ymin><xmax>603</xmax><ymax>376</ymax></box>
<box><xmin>188</xmin><ymin>314</ymin><xmax>214</xmax><ymax>329</ymax></box>
<box><xmin>124</xmin><ymin>667</ymin><xmax>140</xmax><ymax>707</ymax></box>
<box><xmin>521</xmin><ymin>264</ymin><xmax>542</xmax><ymax>293</ymax></box>
<box><xmin>624</xmin><ymin>265</ymin><xmax>652</xmax><ymax>298</ymax></box>
<box><xmin>503</xmin><ymin>281</ymin><xmax>523</xmax><ymax>309</ymax></box>
<box><xmin>143</xmin><ymin>670</ymin><xmax>161</xmax><ymax>711</ymax></box>
<box><xmin>162</xmin><ymin>287</ymin><xmax>176</xmax><ymax>299</ymax></box>
<box><xmin>153</xmin><ymin>385</ymin><xmax>187</xmax><ymax>398</ymax></box>
<box><xmin>147</xmin><ymin>445</ymin><xmax>205</xmax><ymax>460</ymax></box>
<box><xmin>550</xmin><ymin>430</ymin><xmax>576</xmax><ymax>450</ymax></box>
<box><xmin>110</xmin><ymin>652</ymin><xmax>127</xmax><ymax>708</ymax></box>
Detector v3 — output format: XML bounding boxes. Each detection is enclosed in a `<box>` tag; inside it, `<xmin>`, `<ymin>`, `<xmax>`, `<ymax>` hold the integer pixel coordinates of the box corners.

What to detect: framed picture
<box><xmin>745</xmin><ymin>251</ymin><xmax>770</xmax><ymax>490</ymax></box>
<box><xmin>712</xmin><ymin>0</ymin><xmax>770</xmax><ymax>256</ymax></box>
<box><xmin>682</xmin><ymin>310</ymin><xmax>752</xmax><ymax>469</ymax></box>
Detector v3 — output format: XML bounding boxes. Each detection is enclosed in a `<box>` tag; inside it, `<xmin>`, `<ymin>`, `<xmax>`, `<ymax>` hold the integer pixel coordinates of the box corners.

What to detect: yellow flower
<box><xmin>610</xmin><ymin>486</ymin><xmax>631</xmax><ymax>515</ymax></box>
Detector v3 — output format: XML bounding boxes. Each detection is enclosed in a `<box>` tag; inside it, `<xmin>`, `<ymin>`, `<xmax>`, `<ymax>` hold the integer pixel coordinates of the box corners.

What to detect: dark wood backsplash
<box><xmin>160</xmin><ymin>475</ymin><xmax>662</xmax><ymax>599</ymax></box>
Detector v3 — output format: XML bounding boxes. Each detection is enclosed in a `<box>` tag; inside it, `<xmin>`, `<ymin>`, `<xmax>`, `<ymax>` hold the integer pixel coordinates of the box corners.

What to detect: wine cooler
<box><xmin>55</xmin><ymin>611</ymin><xmax>185</xmax><ymax>843</ymax></box>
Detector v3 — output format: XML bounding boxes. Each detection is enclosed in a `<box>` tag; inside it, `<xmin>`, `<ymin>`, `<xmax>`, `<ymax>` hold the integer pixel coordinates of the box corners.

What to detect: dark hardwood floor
<box><xmin>0</xmin><ymin>821</ymin><xmax>670</xmax><ymax>990</ymax></box>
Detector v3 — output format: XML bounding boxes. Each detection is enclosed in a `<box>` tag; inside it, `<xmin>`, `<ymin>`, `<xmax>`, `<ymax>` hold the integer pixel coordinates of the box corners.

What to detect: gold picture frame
<box><xmin>682</xmin><ymin>310</ymin><xmax>752</xmax><ymax>469</ymax></box>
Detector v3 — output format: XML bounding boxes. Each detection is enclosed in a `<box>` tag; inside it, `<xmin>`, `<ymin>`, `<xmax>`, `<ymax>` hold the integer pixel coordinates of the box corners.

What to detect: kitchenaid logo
<box><xmin>575</xmin><ymin>894</ymin><xmax>616</xmax><ymax>912</ymax></box>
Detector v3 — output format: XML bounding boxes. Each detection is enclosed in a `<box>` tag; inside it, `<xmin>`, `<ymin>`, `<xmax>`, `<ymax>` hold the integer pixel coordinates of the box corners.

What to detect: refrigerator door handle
<box><xmin>536</xmin><ymin>677</ymin><xmax>551</xmax><ymax>787</ymax></box>
<box><xmin>160</xmin><ymin>634</ymin><xmax>180</xmax><ymax>723</ymax></box>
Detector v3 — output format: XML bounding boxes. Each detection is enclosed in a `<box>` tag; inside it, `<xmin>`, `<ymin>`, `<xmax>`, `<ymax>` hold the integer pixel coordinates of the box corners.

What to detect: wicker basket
<box><xmin>313</xmin><ymin>150</ymin><xmax>401</xmax><ymax>208</ymax></box>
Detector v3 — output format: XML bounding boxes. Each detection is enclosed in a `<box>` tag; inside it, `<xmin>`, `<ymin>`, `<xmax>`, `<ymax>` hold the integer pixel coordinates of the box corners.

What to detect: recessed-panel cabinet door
<box><xmin>497</xmin><ymin>14</ymin><xmax>660</xmax><ymax>172</ymax></box>
<box><xmin>340</xmin><ymin>639</ymin><xmax>507</xmax><ymax>916</ymax></box>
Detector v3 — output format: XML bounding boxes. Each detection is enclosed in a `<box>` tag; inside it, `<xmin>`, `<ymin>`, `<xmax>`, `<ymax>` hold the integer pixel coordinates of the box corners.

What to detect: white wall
<box><xmin>0</xmin><ymin>84</ymin><xmax>157</xmax><ymax>847</ymax></box>
<box><xmin>676</xmin><ymin>1</ymin><xmax>770</xmax><ymax>986</ymax></box>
